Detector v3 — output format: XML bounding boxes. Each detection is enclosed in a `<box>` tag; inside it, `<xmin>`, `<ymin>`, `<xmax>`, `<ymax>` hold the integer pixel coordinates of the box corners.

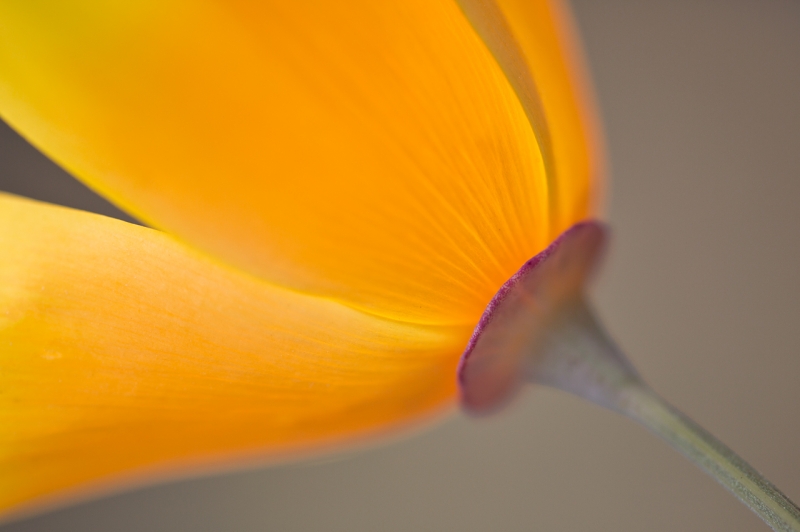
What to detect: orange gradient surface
<box><xmin>0</xmin><ymin>0</ymin><xmax>597</xmax><ymax>325</ymax></box>
<box><xmin>0</xmin><ymin>0</ymin><xmax>601</xmax><ymax>518</ymax></box>
<box><xmin>0</xmin><ymin>193</ymin><xmax>467</xmax><ymax>515</ymax></box>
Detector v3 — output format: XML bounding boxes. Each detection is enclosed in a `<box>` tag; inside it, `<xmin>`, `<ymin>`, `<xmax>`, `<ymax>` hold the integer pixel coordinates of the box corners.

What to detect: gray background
<box><xmin>1</xmin><ymin>1</ymin><xmax>799</xmax><ymax>530</ymax></box>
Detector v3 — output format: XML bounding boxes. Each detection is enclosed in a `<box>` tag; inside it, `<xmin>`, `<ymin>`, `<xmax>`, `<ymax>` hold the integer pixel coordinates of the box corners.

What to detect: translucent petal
<box><xmin>0</xmin><ymin>193</ymin><xmax>467</xmax><ymax>517</ymax></box>
<box><xmin>0</xmin><ymin>0</ymin><xmax>567</xmax><ymax>325</ymax></box>
<box><xmin>458</xmin><ymin>0</ymin><xmax>603</xmax><ymax>234</ymax></box>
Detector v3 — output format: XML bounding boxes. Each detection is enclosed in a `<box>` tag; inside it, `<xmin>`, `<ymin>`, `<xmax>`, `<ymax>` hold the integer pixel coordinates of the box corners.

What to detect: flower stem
<box><xmin>619</xmin><ymin>384</ymin><xmax>800</xmax><ymax>532</ymax></box>
<box><xmin>529</xmin><ymin>300</ymin><xmax>800</xmax><ymax>532</ymax></box>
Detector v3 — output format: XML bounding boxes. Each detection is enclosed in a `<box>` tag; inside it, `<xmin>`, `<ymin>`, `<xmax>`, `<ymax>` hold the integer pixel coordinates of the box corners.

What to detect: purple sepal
<box><xmin>458</xmin><ymin>221</ymin><xmax>608</xmax><ymax>414</ymax></box>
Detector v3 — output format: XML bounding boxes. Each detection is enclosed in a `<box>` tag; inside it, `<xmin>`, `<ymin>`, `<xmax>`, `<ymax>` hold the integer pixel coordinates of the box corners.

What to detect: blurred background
<box><xmin>1</xmin><ymin>0</ymin><xmax>799</xmax><ymax>530</ymax></box>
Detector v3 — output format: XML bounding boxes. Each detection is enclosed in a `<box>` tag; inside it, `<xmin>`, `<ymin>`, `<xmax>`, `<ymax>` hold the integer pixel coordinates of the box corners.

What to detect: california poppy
<box><xmin>0</xmin><ymin>0</ymin><xmax>598</xmax><ymax>516</ymax></box>
<box><xmin>1</xmin><ymin>1</ymin><xmax>798</xmax><ymax>530</ymax></box>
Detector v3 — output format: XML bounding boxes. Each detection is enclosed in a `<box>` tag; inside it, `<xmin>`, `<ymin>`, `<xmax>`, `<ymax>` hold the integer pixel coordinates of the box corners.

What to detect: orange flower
<box><xmin>0</xmin><ymin>0</ymin><xmax>601</xmax><ymax>518</ymax></box>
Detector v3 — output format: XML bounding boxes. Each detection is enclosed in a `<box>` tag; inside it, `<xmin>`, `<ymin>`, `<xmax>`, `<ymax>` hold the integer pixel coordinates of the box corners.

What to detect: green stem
<box><xmin>529</xmin><ymin>300</ymin><xmax>800</xmax><ymax>531</ymax></box>
<box><xmin>620</xmin><ymin>384</ymin><xmax>800</xmax><ymax>532</ymax></box>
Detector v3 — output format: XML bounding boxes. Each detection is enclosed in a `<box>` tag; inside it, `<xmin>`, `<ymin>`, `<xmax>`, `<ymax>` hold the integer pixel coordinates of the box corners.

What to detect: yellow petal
<box><xmin>0</xmin><ymin>0</ymin><xmax>577</xmax><ymax>325</ymax></box>
<box><xmin>458</xmin><ymin>0</ymin><xmax>604</xmax><ymax>235</ymax></box>
<box><xmin>0</xmin><ymin>192</ymin><xmax>467</xmax><ymax>517</ymax></box>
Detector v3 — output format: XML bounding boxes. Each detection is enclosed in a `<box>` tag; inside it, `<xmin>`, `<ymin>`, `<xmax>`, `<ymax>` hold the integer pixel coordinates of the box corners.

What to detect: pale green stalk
<box><xmin>529</xmin><ymin>301</ymin><xmax>800</xmax><ymax>532</ymax></box>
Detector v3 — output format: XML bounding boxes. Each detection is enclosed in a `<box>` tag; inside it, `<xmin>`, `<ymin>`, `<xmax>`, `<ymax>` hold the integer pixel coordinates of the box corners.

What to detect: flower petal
<box><xmin>0</xmin><ymin>192</ymin><xmax>467</xmax><ymax>517</ymax></box>
<box><xmin>458</xmin><ymin>0</ymin><xmax>603</xmax><ymax>234</ymax></box>
<box><xmin>0</xmin><ymin>0</ymin><xmax>569</xmax><ymax>325</ymax></box>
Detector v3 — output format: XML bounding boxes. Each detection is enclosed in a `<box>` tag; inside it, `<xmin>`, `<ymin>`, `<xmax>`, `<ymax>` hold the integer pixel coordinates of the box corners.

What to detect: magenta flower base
<box><xmin>458</xmin><ymin>221</ymin><xmax>607</xmax><ymax>413</ymax></box>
